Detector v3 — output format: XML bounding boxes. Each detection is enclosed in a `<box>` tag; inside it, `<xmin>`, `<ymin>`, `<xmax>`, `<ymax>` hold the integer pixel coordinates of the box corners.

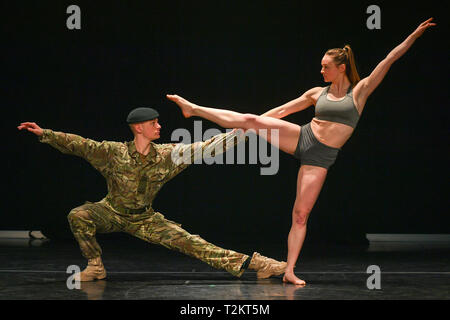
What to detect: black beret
<box><xmin>126</xmin><ymin>107</ymin><xmax>159</xmax><ymax>124</ymax></box>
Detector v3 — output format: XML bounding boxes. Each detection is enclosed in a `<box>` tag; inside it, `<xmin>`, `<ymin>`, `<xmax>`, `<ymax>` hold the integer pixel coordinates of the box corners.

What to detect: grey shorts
<box><xmin>293</xmin><ymin>123</ymin><xmax>340</xmax><ymax>169</ymax></box>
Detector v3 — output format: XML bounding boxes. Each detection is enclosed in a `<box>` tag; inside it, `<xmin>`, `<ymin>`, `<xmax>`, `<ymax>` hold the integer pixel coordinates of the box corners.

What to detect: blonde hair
<box><xmin>326</xmin><ymin>44</ymin><xmax>360</xmax><ymax>88</ymax></box>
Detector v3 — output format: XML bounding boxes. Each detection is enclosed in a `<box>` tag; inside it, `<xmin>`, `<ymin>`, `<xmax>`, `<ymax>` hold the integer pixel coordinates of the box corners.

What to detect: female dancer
<box><xmin>167</xmin><ymin>18</ymin><xmax>435</xmax><ymax>285</ymax></box>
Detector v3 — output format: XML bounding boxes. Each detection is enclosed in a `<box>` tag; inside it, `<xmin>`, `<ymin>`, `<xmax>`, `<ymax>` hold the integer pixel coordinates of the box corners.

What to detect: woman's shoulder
<box><xmin>305</xmin><ymin>86</ymin><xmax>327</xmax><ymax>101</ymax></box>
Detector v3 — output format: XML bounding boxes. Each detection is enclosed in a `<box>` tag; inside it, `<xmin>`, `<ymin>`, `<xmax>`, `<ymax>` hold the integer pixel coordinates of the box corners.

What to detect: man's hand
<box><xmin>17</xmin><ymin>122</ymin><xmax>44</xmax><ymax>136</ymax></box>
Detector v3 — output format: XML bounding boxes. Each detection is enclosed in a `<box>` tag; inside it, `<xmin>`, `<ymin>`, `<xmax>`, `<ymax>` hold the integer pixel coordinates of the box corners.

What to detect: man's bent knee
<box><xmin>68</xmin><ymin>208</ymin><xmax>91</xmax><ymax>222</ymax></box>
<box><xmin>67</xmin><ymin>208</ymin><xmax>94</xmax><ymax>234</ymax></box>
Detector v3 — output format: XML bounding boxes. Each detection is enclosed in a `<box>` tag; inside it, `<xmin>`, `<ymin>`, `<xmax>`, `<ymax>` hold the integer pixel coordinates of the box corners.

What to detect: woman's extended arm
<box><xmin>354</xmin><ymin>18</ymin><xmax>436</xmax><ymax>110</ymax></box>
<box><xmin>260</xmin><ymin>87</ymin><xmax>322</xmax><ymax>119</ymax></box>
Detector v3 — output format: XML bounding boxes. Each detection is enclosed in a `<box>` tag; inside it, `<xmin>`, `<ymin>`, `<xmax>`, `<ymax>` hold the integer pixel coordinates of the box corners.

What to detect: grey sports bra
<box><xmin>314</xmin><ymin>86</ymin><xmax>360</xmax><ymax>128</ymax></box>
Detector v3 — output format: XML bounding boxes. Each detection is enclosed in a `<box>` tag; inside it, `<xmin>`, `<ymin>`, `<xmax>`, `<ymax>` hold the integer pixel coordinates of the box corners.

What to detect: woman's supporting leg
<box><xmin>283</xmin><ymin>165</ymin><xmax>328</xmax><ymax>285</ymax></box>
<box><xmin>167</xmin><ymin>94</ymin><xmax>301</xmax><ymax>155</ymax></box>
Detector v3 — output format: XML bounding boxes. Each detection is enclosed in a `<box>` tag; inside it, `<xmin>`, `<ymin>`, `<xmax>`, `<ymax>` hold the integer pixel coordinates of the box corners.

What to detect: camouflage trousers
<box><xmin>67</xmin><ymin>200</ymin><xmax>249</xmax><ymax>277</ymax></box>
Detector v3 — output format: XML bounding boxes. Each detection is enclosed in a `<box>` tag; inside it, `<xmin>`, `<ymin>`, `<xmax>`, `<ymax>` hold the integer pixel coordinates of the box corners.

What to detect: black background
<box><xmin>2</xmin><ymin>1</ymin><xmax>449</xmax><ymax>246</ymax></box>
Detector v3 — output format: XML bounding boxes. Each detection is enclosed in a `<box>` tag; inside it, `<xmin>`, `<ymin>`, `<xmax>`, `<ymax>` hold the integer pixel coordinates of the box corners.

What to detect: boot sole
<box><xmin>79</xmin><ymin>272</ymin><xmax>107</xmax><ymax>282</ymax></box>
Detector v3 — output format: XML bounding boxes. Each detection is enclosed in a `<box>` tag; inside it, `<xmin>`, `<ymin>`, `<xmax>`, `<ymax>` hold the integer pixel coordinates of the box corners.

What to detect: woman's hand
<box><xmin>18</xmin><ymin>122</ymin><xmax>44</xmax><ymax>136</ymax></box>
<box><xmin>411</xmin><ymin>18</ymin><xmax>436</xmax><ymax>39</ymax></box>
<box><xmin>354</xmin><ymin>17</ymin><xmax>437</xmax><ymax>109</ymax></box>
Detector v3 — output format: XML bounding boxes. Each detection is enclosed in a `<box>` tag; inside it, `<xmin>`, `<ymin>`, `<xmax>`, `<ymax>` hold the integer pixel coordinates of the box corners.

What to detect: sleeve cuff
<box><xmin>38</xmin><ymin>129</ymin><xmax>52</xmax><ymax>143</ymax></box>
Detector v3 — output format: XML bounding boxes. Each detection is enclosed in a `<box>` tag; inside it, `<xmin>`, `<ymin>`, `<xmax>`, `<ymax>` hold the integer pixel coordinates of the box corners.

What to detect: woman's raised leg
<box><xmin>167</xmin><ymin>94</ymin><xmax>300</xmax><ymax>155</ymax></box>
<box><xmin>283</xmin><ymin>165</ymin><xmax>328</xmax><ymax>285</ymax></box>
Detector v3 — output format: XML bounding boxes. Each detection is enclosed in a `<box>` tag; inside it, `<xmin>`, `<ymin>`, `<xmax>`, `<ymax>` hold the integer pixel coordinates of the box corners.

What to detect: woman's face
<box><xmin>321</xmin><ymin>54</ymin><xmax>345</xmax><ymax>83</ymax></box>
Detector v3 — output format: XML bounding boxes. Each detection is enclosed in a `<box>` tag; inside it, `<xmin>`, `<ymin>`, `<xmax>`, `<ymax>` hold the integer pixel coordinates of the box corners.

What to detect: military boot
<box><xmin>76</xmin><ymin>257</ymin><xmax>107</xmax><ymax>282</ymax></box>
<box><xmin>248</xmin><ymin>252</ymin><xmax>287</xmax><ymax>279</ymax></box>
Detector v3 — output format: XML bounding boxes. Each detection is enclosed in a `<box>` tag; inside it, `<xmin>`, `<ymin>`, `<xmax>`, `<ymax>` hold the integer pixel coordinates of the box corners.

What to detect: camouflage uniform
<box><xmin>39</xmin><ymin>129</ymin><xmax>249</xmax><ymax>277</ymax></box>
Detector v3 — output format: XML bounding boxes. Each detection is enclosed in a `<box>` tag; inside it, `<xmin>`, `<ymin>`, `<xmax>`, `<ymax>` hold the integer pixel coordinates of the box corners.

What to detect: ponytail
<box><xmin>326</xmin><ymin>44</ymin><xmax>360</xmax><ymax>88</ymax></box>
<box><xmin>343</xmin><ymin>45</ymin><xmax>360</xmax><ymax>87</ymax></box>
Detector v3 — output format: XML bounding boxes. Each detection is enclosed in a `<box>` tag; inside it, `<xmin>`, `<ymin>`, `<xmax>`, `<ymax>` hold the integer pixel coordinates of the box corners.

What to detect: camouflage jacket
<box><xmin>39</xmin><ymin>129</ymin><xmax>245</xmax><ymax>215</ymax></box>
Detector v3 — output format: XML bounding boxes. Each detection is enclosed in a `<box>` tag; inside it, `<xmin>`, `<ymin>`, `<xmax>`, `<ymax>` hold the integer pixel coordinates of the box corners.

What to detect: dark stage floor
<box><xmin>0</xmin><ymin>235</ymin><xmax>448</xmax><ymax>301</ymax></box>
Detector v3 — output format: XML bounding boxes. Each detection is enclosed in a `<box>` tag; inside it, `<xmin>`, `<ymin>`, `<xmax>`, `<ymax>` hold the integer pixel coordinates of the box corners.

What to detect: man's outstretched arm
<box><xmin>18</xmin><ymin>122</ymin><xmax>114</xmax><ymax>171</ymax></box>
<box><xmin>170</xmin><ymin>128</ymin><xmax>246</xmax><ymax>167</ymax></box>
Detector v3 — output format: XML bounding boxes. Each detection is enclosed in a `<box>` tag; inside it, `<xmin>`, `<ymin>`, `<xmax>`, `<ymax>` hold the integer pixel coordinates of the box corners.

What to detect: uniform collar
<box><xmin>127</xmin><ymin>141</ymin><xmax>160</xmax><ymax>164</ymax></box>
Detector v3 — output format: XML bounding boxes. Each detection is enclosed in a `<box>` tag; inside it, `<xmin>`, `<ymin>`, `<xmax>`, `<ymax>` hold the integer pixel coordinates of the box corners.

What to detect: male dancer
<box><xmin>18</xmin><ymin>107</ymin><xmax>286</xmax><ymax>281</ymax></box>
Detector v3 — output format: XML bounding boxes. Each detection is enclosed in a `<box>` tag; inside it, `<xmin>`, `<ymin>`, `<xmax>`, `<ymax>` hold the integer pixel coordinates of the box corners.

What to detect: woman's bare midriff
<box><xmin>310</xmin><ymin>118</ymin><xmax>354</xmax><ymax>149</ymax></box>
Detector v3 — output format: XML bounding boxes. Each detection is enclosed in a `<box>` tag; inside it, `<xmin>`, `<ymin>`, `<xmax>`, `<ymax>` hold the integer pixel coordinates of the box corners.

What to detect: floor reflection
<box><xmin>80</xmin><ymin>280</ymin><xmax>107</xmax><ymax>300</ymax></box>
<box><xmin>1</xmin><ymin>239</ymin><xmax>448</xmax><ymax>300</ymax></box>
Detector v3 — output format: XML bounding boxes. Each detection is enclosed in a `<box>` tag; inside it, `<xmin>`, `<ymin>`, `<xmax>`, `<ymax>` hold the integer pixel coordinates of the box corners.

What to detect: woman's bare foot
<box><xmin>283</xmin><ymin>272</ymin><xmax>306</xmax><ymax>286</ymax></box>
<box><xmin>166</xmin><ymin>94</ymin><xmax>196</xmax><ymax>118</ymax></box>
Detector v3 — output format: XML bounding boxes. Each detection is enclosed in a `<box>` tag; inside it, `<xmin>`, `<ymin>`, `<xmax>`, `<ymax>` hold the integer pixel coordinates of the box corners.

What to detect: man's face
<box><xmin>134</xmin><ymin>119</ymin><xmax>161</xmax><ymax>141</ymax></box>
